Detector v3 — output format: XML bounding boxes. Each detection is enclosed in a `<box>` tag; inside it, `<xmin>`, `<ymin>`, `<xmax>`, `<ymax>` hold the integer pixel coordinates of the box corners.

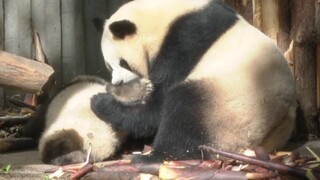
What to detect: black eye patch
<box><xmin>119</xmin><ymin>59</ymin><xmax>132</xmax><ymax>71</ymax></box>
<box><xmin>109</xmin><ymin>20</ymin><xmax>136</xmax><ymax>39</ymax></box>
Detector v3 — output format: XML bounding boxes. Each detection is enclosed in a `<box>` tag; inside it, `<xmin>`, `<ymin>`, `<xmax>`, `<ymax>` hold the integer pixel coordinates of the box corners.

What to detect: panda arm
<box><xmin>91</xmin><ymin>92</ymin><xmax>160</xmax><ymax>138</ymax></box>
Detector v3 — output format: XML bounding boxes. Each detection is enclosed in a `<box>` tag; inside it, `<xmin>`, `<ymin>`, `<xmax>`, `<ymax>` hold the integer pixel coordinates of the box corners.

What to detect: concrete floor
<box><xmin>0</xmin><ymin>149</ymin><xmax>42</xmax><ymax>166</ymax></box>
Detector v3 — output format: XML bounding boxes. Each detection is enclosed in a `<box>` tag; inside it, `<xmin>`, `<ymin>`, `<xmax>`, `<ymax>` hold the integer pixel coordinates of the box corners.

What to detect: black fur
<box><xmin>91</xmin><ymin>92</ymin><xmax>160</xmax><ymax>138</ymax></box>
<box><xmin>41</xmin><ymin>129</ymin><xmax>85</xmax><ymax>165</ymax></box>
<box><xmin>91</xmin><ymin>1</ymin><xmax>238</xmax><ymax>162</ymax></box>
<box><xmin>109</xmin><ymin>20</ymin><xmax>137</xmax><ymax>39</ymax></box>
<box><xmin>150</xmin><ymin>1</ymin><xmax>237</xmax><ymax>89</ymax></box>
<box><xmin>133</xmin><ymin>81</ymin><xmax>211</xmax><ymax>162</ymax></box>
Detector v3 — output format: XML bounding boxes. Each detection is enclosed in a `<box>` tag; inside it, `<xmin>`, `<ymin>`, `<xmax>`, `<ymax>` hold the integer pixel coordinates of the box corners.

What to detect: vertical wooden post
<box><xmin>291</xmin><ymin>0</ymin><xmax>318</xmax><ymax>138</ymax></box>
<box><xmin>252</xmin><ymin>0</ymin><xmax>279</xmax><ymax>43</ymax></box>
<box><xmin>315</xmin><ymin>0</ymin><xmax>320</xmax><ymax>110</ymax></box>
<box><xmin>0</xmin><ymin>0</ymin><xmax>4</xmax><ymax>108</ymax></box>
<box><xmin>61</xmin><ymin>0</ymin><xmax>85</xmax><ymax>84</ymax></box>
<box><xmin>83</xmin><ymin>0</ymin><xmax>110</xmax><ymax>80</ymax></box>
<box><xmin>317</xmin><ymin>46</ymin><xmax>320</xmax><ymax>110</ymax></box>
<box><xmin>31</xmin><ymin>0</ymin><xmax>62</xmax><ymax>96</ymax></box>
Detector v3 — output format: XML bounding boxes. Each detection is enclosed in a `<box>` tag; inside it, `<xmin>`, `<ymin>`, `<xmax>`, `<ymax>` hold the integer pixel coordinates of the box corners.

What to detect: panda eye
<box><xmin>119</xmin><ymin>59</ymin><xmax>132</xmax><ymax>71</ymax></box>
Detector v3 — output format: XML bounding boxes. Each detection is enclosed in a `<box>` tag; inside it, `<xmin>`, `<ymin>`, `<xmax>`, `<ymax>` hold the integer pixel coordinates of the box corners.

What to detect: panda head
<box><xmin>101</xmin><ymin>0</ymin><xmax>211</xmax><ymax>85</ymax></box>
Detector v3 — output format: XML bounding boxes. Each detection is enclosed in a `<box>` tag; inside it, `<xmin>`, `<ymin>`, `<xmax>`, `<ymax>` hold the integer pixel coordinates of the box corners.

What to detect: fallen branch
<box><xmin>70</xmin><ymin>163</ymin><xmax>94</xmax><ymax>180</ymax></box>
<box><xmin>0</xmin><ymin>50</ymin><xmax>54</xmax><ymax>94</ymax></box>
<box><xmin>200</xmin><ymin>145</ymin><xmax>307</xmax><ymax>179</ymax></box>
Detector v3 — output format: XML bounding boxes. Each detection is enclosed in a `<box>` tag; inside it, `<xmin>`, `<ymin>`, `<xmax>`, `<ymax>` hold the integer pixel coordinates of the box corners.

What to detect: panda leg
<box><xmin>133</xmin><ymin>82</ymin><xmax>210</xmax><ymax>163</ymax></box>
<box><xmin>91</xmin><ymin>93</ymin><xmax>160</xmax><ymax>138</ymax></box>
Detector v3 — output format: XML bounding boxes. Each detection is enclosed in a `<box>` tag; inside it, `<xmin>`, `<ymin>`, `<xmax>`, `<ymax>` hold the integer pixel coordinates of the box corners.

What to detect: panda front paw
<box><xmin>91</xmin><ymin>93</ymin><xmax>115</xmax><ymax>121</ymax></box>
<box><xmin>131</xmin><ymin>151</ymin><xmax>166</xmax><ymax>163</ymax></box>
<box><xmin>105</xmin><ymin>78</ymin><xmax>154</xmax><ymax>106</ymax></box>
<box><xmin>139</xmin><ymin>78</ymin><xmax>154</xmax><ymax>104</ymax></box>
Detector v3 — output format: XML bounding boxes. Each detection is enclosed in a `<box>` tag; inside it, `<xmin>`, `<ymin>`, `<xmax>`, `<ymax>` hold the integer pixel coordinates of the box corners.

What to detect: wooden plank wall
<box><xmin>0</xmin><ymin>0</ymin><xmax>3</xmax><ymax>107</ymax></box>
<box><xmin>0</xmin><ymin>0</ymin><xmax>127</xmax><ymax>109</ymax></box>
<box><xmin>31</xmin><ymin>0</ymin><xmax>62</xmax><ymax>95</ymax></box>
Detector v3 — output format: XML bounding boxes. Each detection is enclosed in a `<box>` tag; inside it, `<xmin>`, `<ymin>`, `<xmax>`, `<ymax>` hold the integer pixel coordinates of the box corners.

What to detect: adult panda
<box><xmin>38</xmin><ymin>75</ymin><xmax>153</xmax><ymax>165</ymax></box>
<box><xmin>91</xmin><ymin>0</ymin><xmax>297</xmax><ymax>163</ymax></box>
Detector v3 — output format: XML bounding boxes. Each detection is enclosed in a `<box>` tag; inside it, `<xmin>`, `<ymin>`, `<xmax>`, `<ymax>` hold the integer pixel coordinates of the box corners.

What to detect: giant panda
<box><xmin>91</xmin><ymin>0</ymin><xmax>297</xmax><ymax>163</ymax></box>
<box><xmin>39</xmin><ymin>75</ymin><xmax>153</xmax><ymax>165</ymax></box>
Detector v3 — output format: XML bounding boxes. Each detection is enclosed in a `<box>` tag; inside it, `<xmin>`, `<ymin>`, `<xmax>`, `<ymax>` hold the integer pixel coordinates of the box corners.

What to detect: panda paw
<box><xmin>139</xmin><ymin>78</ymin><xmax>154</xmax><ymax>104</ymax></box>
<box><xmin>91</xmin><ymin>93</ymin><xmax>115</xmax><ymax>120</ymax></box>
<box><xmin>51</xmin><ymin>150</ymin><xmax>89</xmax><ymax>166</ymax></box>
<box><xmin>131</xmin><ymin>151</ymin><xmax>167</xmax><ymax>163</ymax></box>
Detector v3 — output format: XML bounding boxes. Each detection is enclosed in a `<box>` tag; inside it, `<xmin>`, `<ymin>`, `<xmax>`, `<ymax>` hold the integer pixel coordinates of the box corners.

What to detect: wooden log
<box><xmin>0</xmin><ymin>51</ymin><xmax>55</xmax><ymax>94</ymax></box>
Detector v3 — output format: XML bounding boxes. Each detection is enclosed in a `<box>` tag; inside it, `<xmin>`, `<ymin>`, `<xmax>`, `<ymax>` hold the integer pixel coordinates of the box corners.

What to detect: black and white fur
<box><xmin>39</xmin><ymin>75</ymin><xmax>153</xmax><ymax>165</ymax></box>
<box><xmin>91</xmin><ymin>0</ymin><xmax>297</xmax><ymax>163</ymax></box>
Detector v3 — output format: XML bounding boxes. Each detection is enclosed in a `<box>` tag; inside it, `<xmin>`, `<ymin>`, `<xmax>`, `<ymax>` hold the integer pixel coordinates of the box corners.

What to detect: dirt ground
<box><xmin>0</xmin><ymin>149</ymin><xmax>41</xmax><ymax>166</ymax></box>
<box><xmin>0</xmin><ymin>149</ymin><xmax>55</xmax><ymax>179</ymax></box>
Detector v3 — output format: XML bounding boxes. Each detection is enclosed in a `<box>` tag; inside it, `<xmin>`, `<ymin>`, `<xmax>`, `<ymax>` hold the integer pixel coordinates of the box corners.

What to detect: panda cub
<box><xmin>91</xmin><ymin>0</ymin><xmax>297</xmax><ymax>163</ymax></box>
<box><xmin>39</xmin><ymin>75</ymin><xmax>152</xmax><ymax>165</ymax></box>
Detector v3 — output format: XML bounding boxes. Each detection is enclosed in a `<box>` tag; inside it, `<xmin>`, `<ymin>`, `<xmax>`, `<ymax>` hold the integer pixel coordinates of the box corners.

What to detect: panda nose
<box><xmin>111</xmin><ymin>66</ymin><xmax>139</xmax><ymax>85</ymax></box>
<box><xmin>112</xmin><ymin>79</ymin><xmax>123</xmax><ymax>85</ymax></box>
<box><xmin>116</xmin><ymin>80</ymin><xmax>124</xmax><ymax>86</ymax></box>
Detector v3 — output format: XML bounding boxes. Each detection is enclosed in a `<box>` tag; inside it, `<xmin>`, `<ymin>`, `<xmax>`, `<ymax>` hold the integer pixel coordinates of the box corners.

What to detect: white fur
<box><xmin>39</xmin><ymin>80</ymin><xmax>122</xmax><ymax>162</ymax></box>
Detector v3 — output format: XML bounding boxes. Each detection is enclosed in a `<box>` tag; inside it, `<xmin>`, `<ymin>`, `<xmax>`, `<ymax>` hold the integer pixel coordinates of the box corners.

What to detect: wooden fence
<box><xmin>0</xmin><ymin>0</ymin><xmax>128</xmax><ymax>106</ymax></box>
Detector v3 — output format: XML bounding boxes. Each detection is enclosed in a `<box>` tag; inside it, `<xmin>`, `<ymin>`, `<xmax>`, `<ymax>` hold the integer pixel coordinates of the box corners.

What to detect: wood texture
<box><xmin>31</xmin><ymin>0</ymin><xmax>62</xmax><ymax>95</ymax></box>
<box><xmin>277</xmin><ymin>0</ymin><xmax>291</xmax><ymax>54</ymax></box>
<box><xmin>291</xmin><ymin>0</ymin><xmax>318</xmax><ymax>136</ymax></box>
<box><xmin>252</xmin><ymin>0</ymin><xmax>279</xmax><ymax>43</ymax></box>
<box><xmin>83</xmin><ymin>0</ymin><xmax>110</xmax><ymax>80</ymax></box>
<box><xmin>0</xmin><ymin>51</ymin><xmax>54</xmax><ymax>94</ymax></box>
<box><xmin>0</xmin><ymin>0</ymin><xmax>4</xmax><ymax>108</ymax></box>
<box><xmin>4</xmin><ymin>0</ymin><xmax>33</xmax><ymax>102</ymax></box>
<box><xmin>316</xmin><ymin>1</ymin><xmax>320</xmax><ymax>109</ymax></box>
<box><xmin>317</xmin><ymin>46</ymin><xmax>320</xmax><ymax>109</ymax></box>
<box><xmin>61</xmin><ymin>0</ymin><xmax>85</xmax><ymax>84</ymax></box>
<box><xmin>225</xmin><ymin>0</ymin><xmax>253</xmax><ymax>24</ymax></box>
<box><xmin>4</xmin><ymin>0</ymin><xmax>32</xmax><ymax>57</ymax></box>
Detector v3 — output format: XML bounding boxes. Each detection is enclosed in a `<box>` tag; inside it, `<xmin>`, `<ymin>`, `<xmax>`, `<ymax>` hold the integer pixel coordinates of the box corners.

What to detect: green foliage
<box><xmin>0</xmin><ymin>164</ymin><xmax>11</xmax><ymax>174</ymax></box>
<box><xmin>43</xmin><ymin>175</ymin><xmax>51</xmax><ymax>180</ymax></box>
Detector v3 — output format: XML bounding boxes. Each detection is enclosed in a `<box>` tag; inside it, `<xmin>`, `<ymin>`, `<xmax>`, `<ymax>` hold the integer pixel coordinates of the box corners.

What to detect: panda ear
<box><xmin>109</xmin><ymin>20</ymin><xmax>137</xmax><ymax>39</ymax></box>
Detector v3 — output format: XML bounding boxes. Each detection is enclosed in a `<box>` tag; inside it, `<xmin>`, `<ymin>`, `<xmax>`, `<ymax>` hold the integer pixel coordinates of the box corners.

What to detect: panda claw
<box><xmin>140</xmin><ymin>78</ymin><xmax>154</xmax><ymax>101</ymax></box>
